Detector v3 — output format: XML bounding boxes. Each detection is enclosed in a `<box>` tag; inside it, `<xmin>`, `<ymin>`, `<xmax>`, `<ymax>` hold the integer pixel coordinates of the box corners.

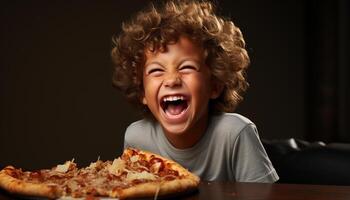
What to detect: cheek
<box><xmin>143</xmin><ymin>78</ymin><xmax>159</xmax><ymax>104</ymax></box>
<box><xmin>142</xmin><ymin>77</ymin><xmax>150</xmax><ymax>104</ymax></box>
<box><xmin>185</xmin><ymin>74</ymin><xmax>212</xmax><ymax>97</ymax></box>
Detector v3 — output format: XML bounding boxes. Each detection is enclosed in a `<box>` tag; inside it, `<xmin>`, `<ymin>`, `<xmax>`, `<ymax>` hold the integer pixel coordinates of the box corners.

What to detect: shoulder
<box><xmin>124</xmin><ymin>119</ymin><xmax>155</xmax><ymax>142</ymax></box>
<box><xmin>217</xmin><ymin>112</ymin><xmax>253</xmax><ymax>124</ymax></box>
<box><xmin>125</xmin><ymin>118</ymin><xmax>154</xmax><ymax>134</ymax></box>
<box><xmin>210</xmin><ymin>113</ymin><xmax>255</xmax><ymax>135</ymax></box>
<box><xmin>206</xmin><ymin>113</ymin><xmax>258</xmax><ymax>149</ymax></box>
<box><xmin>124</xmin><ymin>118</ymin><xmax>162</xmax><ymax>151</ymax></box>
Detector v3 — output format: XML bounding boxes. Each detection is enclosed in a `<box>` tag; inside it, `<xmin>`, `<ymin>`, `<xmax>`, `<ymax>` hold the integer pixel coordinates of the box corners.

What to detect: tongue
<box><xmin>166</xmin><ymin>103</ymin><xmax>187</xmax><ymax>115</ymax></box>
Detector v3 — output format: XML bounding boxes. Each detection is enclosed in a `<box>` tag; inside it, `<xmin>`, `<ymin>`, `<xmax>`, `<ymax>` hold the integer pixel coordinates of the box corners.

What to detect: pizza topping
<box><xmin>126</xmin><ymin>171</ymin><xmax>157</xmax><ymax>182</ymax></box>
<box><xmin>90</xmin><ymin>176</ymin><xmax>106</xmax><ymax>186</ymax></box>
<box><xmin>150</xmin><ymin>162</ymin><xmax>162</xmax><ymax>174</ymax></box>
<box><xmin>88</xmin><ymin>159</ymin><xmax>103</xmax><ymax>171</ymax></box>
<box><xmin>28</xmin><ymin>171</ymin><xmax>44</xmax><ymax>182</ymax></box>
<box><xmin>55</xmin><ymin>160</ymin><xmax>76</xmax><ymax>173</ymax></box>
<box><xmin>130</xmin><ymin>155</ymin><xmax>139</xmax><ymax>163</ymax></box>
<box><xmin>108</xmin><ymin>158</ymin><xmax>125</xmax><ymax>176</ymax></box>
<box><xmin>162</xmin><ymin>175</ymin><xmax>177</xmax><ymax>181</ymax></box>
<box><xmin>88</xmin><ymin>162</ymin><xmax>97</xmax><ymax>169</ymax></box>
<box><xmin>150</xmin><ymin>157</ymin><xmax>165</xmax><ymax>173</ymax></box>
<box><xmin>4</xmin><ymin>166</ymin><xmax>22</xmax><ymax>178</ymax></box>
<box><xmin>66</xmin><ymin>179</ymin><xmax>80</xmax><ymax>192</ymax></box>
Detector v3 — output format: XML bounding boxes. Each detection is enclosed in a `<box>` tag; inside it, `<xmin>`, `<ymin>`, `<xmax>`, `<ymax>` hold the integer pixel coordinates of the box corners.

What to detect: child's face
<box><xmin>142</xmin><ymin>36</ymin><xmax>220</xmax><ymax>140</ymax></box>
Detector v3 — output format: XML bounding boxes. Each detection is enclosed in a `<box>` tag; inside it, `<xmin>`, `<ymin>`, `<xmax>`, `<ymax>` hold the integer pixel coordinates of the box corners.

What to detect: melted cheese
<box><xmin>130</xmin><ymin>155</ymin><xmax>139</xmax><ymax>163</ymax></box>
<box><xmin>126</xmin><ymin>171</ymin><xmax>157</xmax><ymax>182</ymax></box>
<box><xmin>88</xmin><ymin>157</ymin><xmax>101</xmax><ymax>169</ymax></box>
<box><xmin>108</xmin><ymin>158</ymin><xmax>125</xmax><ymax>176</ymax></box>
<box><xmin>55</xmin><ymin>160</ymin><xmax>74</xmax><ymax>173</ymax></box>
<box><xmin>150</xmin><ymin>162</ymin><xmax>162</xmax><ymax>173</ymax></box>
<box><xmin>88</xmin><ymin>162</ymin><xmax>98</xmax><ymax>169</ymax></box>
<box><xmin>66</xmin><ymin>180</ymin><xmax>80</xmax><ymax>191</ymax></box>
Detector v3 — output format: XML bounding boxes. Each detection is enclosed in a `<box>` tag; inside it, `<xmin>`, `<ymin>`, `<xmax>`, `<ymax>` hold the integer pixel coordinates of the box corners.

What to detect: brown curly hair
<box><xmin>111</xmin><ymin>0</ymin><xmax>250</xmax><ymax>114</ymax></box>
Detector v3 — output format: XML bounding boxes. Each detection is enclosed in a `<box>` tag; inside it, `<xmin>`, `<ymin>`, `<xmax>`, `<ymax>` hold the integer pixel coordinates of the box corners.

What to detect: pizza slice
<box><xmin>0</xmin><ymin>148</ymin><xmax>200</xmax><ymax>199</ymax></box>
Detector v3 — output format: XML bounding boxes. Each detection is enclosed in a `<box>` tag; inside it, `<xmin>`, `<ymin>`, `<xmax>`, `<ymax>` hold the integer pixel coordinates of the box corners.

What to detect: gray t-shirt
<box><xmin>124</xmin><ymin>113</ymin><xmax>279</xmax><ymax>182</ymax></box>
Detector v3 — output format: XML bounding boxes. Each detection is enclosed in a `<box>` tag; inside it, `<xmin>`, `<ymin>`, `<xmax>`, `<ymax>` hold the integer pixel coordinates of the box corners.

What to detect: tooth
<box><xmin>163</xmin><ymin>95</ymin><xmax>185</xmax><ymax>102</ymax></box>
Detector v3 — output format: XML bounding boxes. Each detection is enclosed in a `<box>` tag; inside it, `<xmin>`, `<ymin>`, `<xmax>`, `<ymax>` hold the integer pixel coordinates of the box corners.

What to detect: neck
<box><xmin>163</xmin><ymin>113</ymin><xmax>209</xmax><ymax>149</ymax></box>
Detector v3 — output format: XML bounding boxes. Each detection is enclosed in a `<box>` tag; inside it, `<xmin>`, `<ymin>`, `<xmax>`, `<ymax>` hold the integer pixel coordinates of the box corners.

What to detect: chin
<box><xmin>162</xmin><ymin>123</ymin><xmax>189</xmax><ymax>136</ymax></box>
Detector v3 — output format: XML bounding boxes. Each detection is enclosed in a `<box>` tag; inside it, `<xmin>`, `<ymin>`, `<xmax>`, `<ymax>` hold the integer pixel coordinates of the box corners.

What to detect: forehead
<box><xmin>144</xmin><ymin>36</ymin><xmax>205</xmax><ymax>64</ymax></box>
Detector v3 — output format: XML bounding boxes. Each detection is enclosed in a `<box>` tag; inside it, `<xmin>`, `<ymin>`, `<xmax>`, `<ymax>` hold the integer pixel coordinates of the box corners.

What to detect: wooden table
<box><xmin>183</xmin><ymin>182</ymin><xmax>350</xmax><ymax>200</ymax></box>
<box><xmin>1</xmin><ymin>182</ymin><xmax>350</xmax><ymax>200</ymax></box>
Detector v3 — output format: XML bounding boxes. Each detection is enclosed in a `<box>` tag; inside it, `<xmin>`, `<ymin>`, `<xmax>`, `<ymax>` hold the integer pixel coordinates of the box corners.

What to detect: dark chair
<box><xmin>262</xmin><ymin>138</ymin><xmax>350</xmax><ymax>185</ymax></box>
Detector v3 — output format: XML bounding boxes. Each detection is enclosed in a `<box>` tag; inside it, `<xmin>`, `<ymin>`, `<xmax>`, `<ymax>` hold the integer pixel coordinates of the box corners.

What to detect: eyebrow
<box><xmin>144</xmin><ymin>61</ymin><xmax>164</xmax><ymax>68</ymax></box>
<box><xmin>145</xmin><ymin>58</ymin><xmax>201</xmax><ymax>67</ymax></box>
<box><xmin>179</xmin><ymin>59</ymin><xmax>201</xmax><ymax>66</ymax></box>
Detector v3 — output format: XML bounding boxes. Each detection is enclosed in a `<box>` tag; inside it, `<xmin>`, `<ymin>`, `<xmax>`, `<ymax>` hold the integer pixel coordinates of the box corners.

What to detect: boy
<box><xmin>111</xmin><ymin>0</ymin><xmax>279</xmax><ymax>182</ymax></box>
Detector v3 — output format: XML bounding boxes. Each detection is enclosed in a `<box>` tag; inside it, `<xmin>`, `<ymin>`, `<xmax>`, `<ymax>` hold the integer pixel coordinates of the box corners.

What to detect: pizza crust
<box><xmin>111</xmin><ymin>178</ymin><xmax>198</xmax><ymax>199</ymax></box>
<box><xmin>0</xmin><ymin>166</ymin><xmax>62</xmax><ymax>199</ymax></box>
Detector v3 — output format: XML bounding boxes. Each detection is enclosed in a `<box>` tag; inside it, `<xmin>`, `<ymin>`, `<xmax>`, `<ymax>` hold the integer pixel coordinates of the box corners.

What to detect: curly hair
<box><xmin>111</xmin><ymin>0</ymin><xmax>250</xmax><ymax>114</ymax></box>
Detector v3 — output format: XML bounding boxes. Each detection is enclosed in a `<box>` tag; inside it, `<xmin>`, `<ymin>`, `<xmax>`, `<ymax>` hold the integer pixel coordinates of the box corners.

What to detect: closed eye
<box><xmin>146</xmin><ymin>68</ymin><xmax>164</xmax><ymax>76</ymax></box>
<box><xmin>179</xmin><ymin>65</ymin><xmax>198</xmax><ymax>73</ymax></box>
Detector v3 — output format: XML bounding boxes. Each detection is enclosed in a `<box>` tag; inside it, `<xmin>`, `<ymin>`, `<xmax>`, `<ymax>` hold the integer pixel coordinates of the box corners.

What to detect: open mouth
<box><xmin>160</xmin><ymin>95</ymin><xmax>189</xmax><ymax>116</ymax></box>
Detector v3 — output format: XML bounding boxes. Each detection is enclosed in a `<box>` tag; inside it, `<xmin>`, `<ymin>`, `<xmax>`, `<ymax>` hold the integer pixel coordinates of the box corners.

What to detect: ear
<box><xmin>141</xmin><ymin>91</ymin><xmax>148</xmax><ymax>105</ymax></box>
<box><xmin>142</xmin><ymin>96</ymin><xmax>148</xmax><ymax>105</ymax></box>
<box><xmin>210</xmin><ymin>80</ymin><xmax>224</xmax><ymax>99</ymax></box>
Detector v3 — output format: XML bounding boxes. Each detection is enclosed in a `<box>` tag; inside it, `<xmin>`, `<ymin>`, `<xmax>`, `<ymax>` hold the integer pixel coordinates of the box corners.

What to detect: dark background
<box><xmin>1</xmin><ymin>0</ymin><xmax>349</xmax><ymax>169</ymax></box>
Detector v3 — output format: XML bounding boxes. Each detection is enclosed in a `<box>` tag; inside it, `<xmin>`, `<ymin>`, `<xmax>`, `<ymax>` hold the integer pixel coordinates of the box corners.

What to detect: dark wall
<box><xmin>223</xmin><ymin>1</ymin><xmax>306</xmax><ymax>141</ymax></box>
<box><xmin>0</xmin><ymin>0</ymin><xmax>330</xmax><ymax>169</ymax></box>
<box><xmin>1</xmin><ymin>1</ymin><xmax>146</xmax><ymax>169</ymax></box>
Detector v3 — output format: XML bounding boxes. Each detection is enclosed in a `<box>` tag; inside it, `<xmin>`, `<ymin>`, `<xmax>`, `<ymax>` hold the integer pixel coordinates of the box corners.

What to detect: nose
<box><xmin>163</xmin><ymin>72</ymin><xmax>182</xmax><ymax>88</ymax></box>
